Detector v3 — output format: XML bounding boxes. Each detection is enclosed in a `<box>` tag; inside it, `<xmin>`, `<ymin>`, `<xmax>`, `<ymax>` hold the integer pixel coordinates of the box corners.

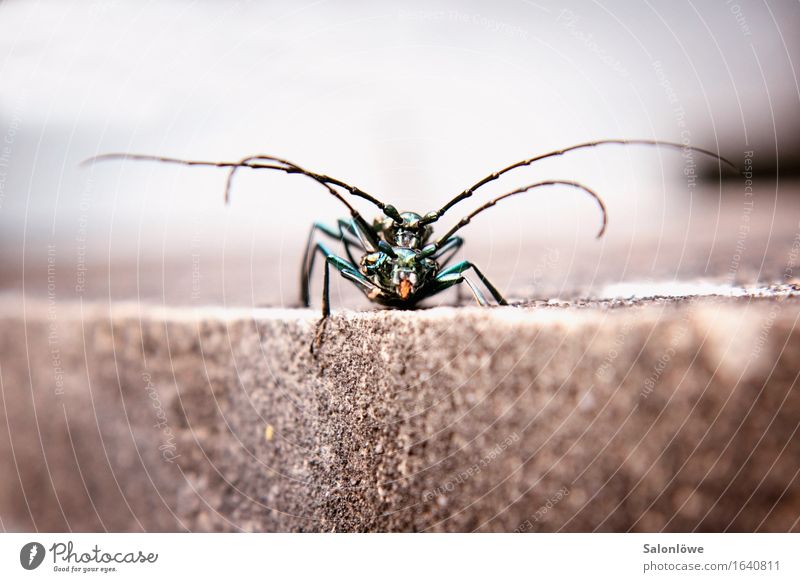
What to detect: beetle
<box><xmin>84</xmin><ymin>139</ymin><xmax>736</xmax><ymax>346</ymax></box>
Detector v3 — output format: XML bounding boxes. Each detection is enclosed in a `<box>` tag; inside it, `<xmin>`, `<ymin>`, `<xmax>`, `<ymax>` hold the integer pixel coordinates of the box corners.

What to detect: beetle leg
<box><xmin>312</xmin><ymin>258</ymin><xmax>332</xmax><ymax>353</ymax></box>
<box><xmin>339</xmin><ymin>269</ymin><xmax>383</xmax><ymax>300</ymax></box>
<box><xmin>431</xmin><ymin>236</ymin><xmax>464</xmax><ymax>269</ymax></box>
<box><xmin>337</xmin><ymin>218</ymin><xmax>364</xmax><ymax>262</ymax></box>
<box><xmin>422</xmin><ymin>272</ymin><xmax>485</xmax><ymax>306</ymax></box>
<box><xmin>306</xmin><ymin>242</ymin><xmax>365</xmax><ymax>313</ymax></box>
<box><xmin>428</xmin><ymin>236</ymin><xmax>465</xmax><ymax>304</ymax></box>
<box><xmin>455</xmin><ymin>277</ymin><xmax>464</xmax><ymax>306</ymax></box>
<box><xmin>301</xmin><ymin>221</ymin><xmax>365</xmax><ymax>306</ymax></box>
<box><xmin>307</xmin><ymin>242</ymin><xmax>379</xmax><ymax>353</ymax></box>
<box><xmin>435</xmin><ymin>261</ymin><xmax>508</xmax><ymax>305</ymax></box>
<box><xmin>461</xmin><ymin>277</ymin><xmax>489</xmax><ymax>306</ymax></box>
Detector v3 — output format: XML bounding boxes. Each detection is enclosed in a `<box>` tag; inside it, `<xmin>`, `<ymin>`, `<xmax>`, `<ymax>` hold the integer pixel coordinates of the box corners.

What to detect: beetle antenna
<box><xmin>424</xmin><ymin>180</ymin><xmax>607</xmax><ymax>253</ymax></box>
<box><xmin>81</xmin><ymin>152</ymin><xmax>388</xmax><ymax>246</ymax></box>
<box><xmin>82</xmin><ymin>152</ymin><xmax>390</xmax><ymax>209</ymax></box>
<box><xmin>423</xmin><ymin>139</ymin><xmax>738</xmax><ymax>224</ymax></box>
<box><xmin>221</xmin><ymin>154</ymin><xmax>399</xmax><ymax>215</ymax></box>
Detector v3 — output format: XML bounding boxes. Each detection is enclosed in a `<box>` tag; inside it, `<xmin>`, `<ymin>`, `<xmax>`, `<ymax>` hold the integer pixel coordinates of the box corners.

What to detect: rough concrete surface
<box><xmin>1</xmin><ymin>291</ymin><xmax>799</xmax><ymax>532</ymax></box>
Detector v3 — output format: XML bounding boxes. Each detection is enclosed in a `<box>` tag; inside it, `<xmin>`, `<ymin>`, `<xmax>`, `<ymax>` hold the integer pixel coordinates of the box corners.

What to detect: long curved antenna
<box><xmin>424</xmin><ymin>180</ymin><xmax>607</xmax><ymax>254</ymax></box>
<box><xmin>82</xmin><ymin>152</ymin><xmax>388</xmax><ymax>208</ymax></box>
<box><xmin>221</xmin><ymin>154</ymin><xmax>398</xmax><ymax>216</ymax></box>
<box><xmin>424</xmin><ymin>139</ymin><xmax>738</xmax><ymax>223</ymax></box>
<box><xmin>81</xmin><ymin>152</ymin><xmax>389</xmax><ymax>246</ymax></box>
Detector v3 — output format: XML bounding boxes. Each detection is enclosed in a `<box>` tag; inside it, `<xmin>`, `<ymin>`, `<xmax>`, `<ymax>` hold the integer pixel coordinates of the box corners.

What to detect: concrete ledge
<box><xmin>1</xmin><ymin>294</ymin><xmax>799</xmax><ymax>531</ymax></box>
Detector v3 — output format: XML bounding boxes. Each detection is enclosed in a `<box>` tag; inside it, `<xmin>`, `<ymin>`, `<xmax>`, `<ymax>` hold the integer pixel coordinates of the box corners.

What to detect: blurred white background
<box><xmin>1</xmin><ymin>0</ymin><xmax>798</xmax><ymax>306</ymax></box>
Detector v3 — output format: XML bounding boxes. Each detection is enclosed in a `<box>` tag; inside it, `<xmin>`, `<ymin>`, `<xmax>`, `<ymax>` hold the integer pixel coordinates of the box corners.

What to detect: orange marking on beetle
<box><xmin>399</xmin><ymin>279</ymin><xmax>413</xmax><ymax>299</ymax></box>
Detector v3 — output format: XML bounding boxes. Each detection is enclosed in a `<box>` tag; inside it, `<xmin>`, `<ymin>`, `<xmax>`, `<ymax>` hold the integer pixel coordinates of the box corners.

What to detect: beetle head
<box><xmin>360</xmin><ymin>246</ymin><xmax>437</xmax><ymax>300</ymax></box>
<box><xmin>390</xmin><ymin>248</ymin><xmax>436</xmax><ymax>299</ymax></box>
<box><xmin>375</xmin><ymin>209</ymin><xmax>433</xmax><ymax>249</ymax></box>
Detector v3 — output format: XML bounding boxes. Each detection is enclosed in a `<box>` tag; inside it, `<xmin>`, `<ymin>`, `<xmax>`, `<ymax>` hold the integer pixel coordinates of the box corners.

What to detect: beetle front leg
<box><xmin>308</xmin><ymin>243</ymin><xmax>346</xmax><ymax>353</ymax></box>
<box><xmin>430</xmin><ymin>236</ymin><xmax>465</xmax><ymax>305</ymax></box>
<box><xmin>301</xmin><ymin>221</ymin><xmax>364</xmax><ymax>307</ymax></box>
<box><xmin>428</xmin><ymin>272</ymin><xmax>489</xmax><ymax>306</ymax></box>
<box><xmin>312</xmin><ymin>258</ymin><xmax>331</xmax><ymax>353</ymax></box>
<box><xmin>306</xmin><ymin>241</ymin><xmax>377</xmax><ymax>354</ymax></box>
<box><xmin>436</xmin><ymin>260</ymin><xmax>508</xmax><ymax>305</ymax></box>
<box><xmin>431</xmin><ymin>236</ymin><xmax>463</xmax><ymax>268</ymax></box>
<box><xmin>455</xmin><ymin>279</ymin><xmax>465</xmax><ymax>306</ymax></box>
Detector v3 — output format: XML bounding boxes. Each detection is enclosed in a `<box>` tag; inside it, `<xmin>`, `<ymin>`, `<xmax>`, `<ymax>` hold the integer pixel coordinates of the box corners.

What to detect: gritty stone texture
<box><xmin>1</xmin><ymin>293</ymin><xmax>799</xmax><ymax>532</ymax></box>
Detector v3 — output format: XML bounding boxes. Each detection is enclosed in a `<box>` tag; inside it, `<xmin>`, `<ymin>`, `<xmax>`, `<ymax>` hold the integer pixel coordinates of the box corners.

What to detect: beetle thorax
<box><xmin>374</xmin><ymin>211</ymin><xmax>432</xmax><ymax>249</ymax></box>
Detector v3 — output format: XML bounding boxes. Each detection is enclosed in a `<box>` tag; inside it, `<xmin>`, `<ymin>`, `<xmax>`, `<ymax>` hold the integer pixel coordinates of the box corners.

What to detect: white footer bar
<box><xmin>1</xmin><ymin>533</ymin><xmax>797</xmax><ymax>580</ymax></box>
